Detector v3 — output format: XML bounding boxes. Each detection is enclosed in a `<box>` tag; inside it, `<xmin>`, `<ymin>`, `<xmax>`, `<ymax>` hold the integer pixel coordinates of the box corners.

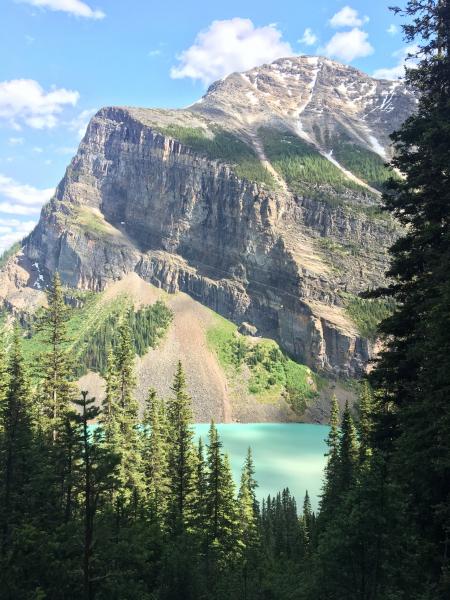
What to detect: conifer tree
<box><xmin>367</xmin><ymin>2</ymin><xmax>450</xmax><ymax>595</ymax></box>
<box><xmin>357</xmin><ymin>381</ymin><xmax>373</xmax><ymax>462</ymax></box>
<box><xmin>205</xmin><ymin>422</ymin><xmax>240</xmax><ymax>567</ymax></box>
<box><xmin>0</xmin><ymin>326</ymin><xmax>32</xmax><ymax>553</ymax></box>
<box><xmin>0</xmin><ymin>331</ymin><xmax>8</xmax><ymax>431</ymax></box>
<box><xmin>37</xmin><ymin>272</ymin><xmax>74</xmax><ymax>441</ymax></box>
<box><xmin>192</xmin><ymin>437</ymin><xmax>208</xmax><ymax>540</ymax></box>
<box><xmin>166</xmin><ymin>362</ymin><xmax>195</xmax><ymax>534</ymax></box>
<box><xmin>142</xmin><ymin>387</ymin><xmax>169</xmax><ymax>522</ymax></box>
<box><xmin>338</xmin><ymin>401</ymin><xmax>358</xmax><ymax>492</ymax></box>
<box><xmin>318</xmin><ymin>395</ymin><xmax>340</xmax><ymax>524</ymax></box>
<box><xmin>302</xmin><ymin>490</ymin><xmax>313</xmax><ymax>552</ymax></box>
<box><xmin>100</xmin><ymin>318</ymin><xmax>143</xmax><ymax>520</ymax></box>
<box><xmin>73</xmin><ymin>391</ymin><xmax>117</xmax><ymax>600</ymax></box>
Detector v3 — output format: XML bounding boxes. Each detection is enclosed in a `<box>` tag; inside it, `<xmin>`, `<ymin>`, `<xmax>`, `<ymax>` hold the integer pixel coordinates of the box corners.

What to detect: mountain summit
<box><xmin>0</xmin><ymin>55</ymin><xmax>416</xmax><ymax>418</ymax></box>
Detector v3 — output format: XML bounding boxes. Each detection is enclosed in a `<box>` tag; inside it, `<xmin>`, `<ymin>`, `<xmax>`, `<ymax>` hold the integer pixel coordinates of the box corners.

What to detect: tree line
<box><xmin>0</xmin><ymin>272</ymin><xmax>319</xmax><ymax>599</ymax></box>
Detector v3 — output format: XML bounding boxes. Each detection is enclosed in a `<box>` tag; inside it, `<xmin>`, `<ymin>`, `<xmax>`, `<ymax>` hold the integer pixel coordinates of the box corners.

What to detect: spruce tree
<box><xmin>318</xmin><ymin>395</ymin><xmax>340</xmax><ymax>524</ymax></box>
<box><xmin>0</xmin><ymin>327</ymin><xmax>32</xmax><ymax>554</ymax></box>
<box><xmin>357</xmin><ymin>381</ymin><xmax>373</xmax><ymax>462</ymax></box>
<box><xmin>37</xmin><ymin>272</ymin><xmax>74</xmax><ymax>441</ymax></box>
<box><xmin>142</xmin><ymin>387</ymin><xmax>169</xmax><ymax>522</ymax></box>
<box><xmin>166</xmin><ymin>361</ymin><xmax>195</xmax><ymax>534</ymax></box>
<box><xmin>368</xmin><ymin>2</ymin><xmax>450</xmax><ymax>595</ymax></box>
<box><xmin>338</xmin><ymin>401</ymin><xmax>359</xmax><ymax>492</ymax></box>
<box><xmin>100</xmin><ymin>318</ymin><xmax>143</xmax><ymax>520</ymax></box>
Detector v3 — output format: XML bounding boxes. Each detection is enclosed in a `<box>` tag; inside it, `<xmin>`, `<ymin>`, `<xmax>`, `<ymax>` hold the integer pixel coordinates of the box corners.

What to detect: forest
<box><xmin>1</xmin><ymin>0</ymin><xmax>450</xmax><ymax>598</ymax></box>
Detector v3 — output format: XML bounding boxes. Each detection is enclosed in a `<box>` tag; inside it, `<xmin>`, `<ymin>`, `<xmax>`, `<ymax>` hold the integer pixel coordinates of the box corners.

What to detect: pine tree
<box><xmin>0</xmin><ymin>330</ymin><xmax>8</xmax><ymax>432</ymax></box>
<box><xmin>0</xmin><ymin>327</ymin><xmax>33</xmax><ymax>555</ymax></box>
<box><xmin>166</xmin><ymin>362</ymin><xmax>195</xmax><ymax>534</ymax></box>
<box><xmin>73</xmin><ymin>391</ymin><xmax>117</xmax><ymax>600</ymax></box>
<box><xmin>318</xmin><ymin>395</ymin><xmax>340</xmax><ymax>524</ymax></box>
<box><xmin>302</xmin><ymin>490</ymin><xmax>313</xmax><ymax>552</ymax></box>
<box><xmin>367</xmin><ymin>2</ymin><xmax>450</xmax><ymax>595</ymax></box>
<box><xmin>205</xmin><ymin>422</ymin><xmax>240</xmax><ymax>569</ymax></box>
<box><xmin>37</xmin><ymin>272</ymin><xmax>74</xmax><ymax>441</ymax></box>
<box><xmin>100</xmin><ymin>318</ymin><xmax>143</xmax><ymax>520</ymax></box>
<box><xmin>191</xmin><ymin>437</ymin><xmax>208</xmax><ymax>540</ymax></box>
<box><xmin>338</xmin><ymin>401</ymin><xmax>359</xmax><ymax>492</ymax></box>
<box><xmin>142</xmin><ymin>387</ymin><xmax>169</xmax><ymax>522</ymax></box>
<box><xmin>357</xmin><ymin>381</ymin><xmax>373</xmax><ymax>462</ymax></box>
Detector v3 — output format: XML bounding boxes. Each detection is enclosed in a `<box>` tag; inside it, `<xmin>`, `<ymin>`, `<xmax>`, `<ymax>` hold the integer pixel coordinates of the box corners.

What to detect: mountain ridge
<box><xmin>0</xmin><ymin>55</ymin><xmax>416</xmax><ymax>420</ymax></box>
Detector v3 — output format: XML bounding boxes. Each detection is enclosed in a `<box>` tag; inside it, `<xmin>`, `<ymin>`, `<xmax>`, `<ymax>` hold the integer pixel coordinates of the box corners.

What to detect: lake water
<box><xmin>194</xmin><ymin>423</ymin><xmax>329</xmax><ymax>511</ymax></box>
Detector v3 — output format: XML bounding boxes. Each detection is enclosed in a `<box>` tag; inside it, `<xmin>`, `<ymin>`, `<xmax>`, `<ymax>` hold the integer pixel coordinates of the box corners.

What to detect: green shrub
<box><xmin>207</xmin><ymin>316</ymin><xmax>319</xmax><ymax>413</ymax></box>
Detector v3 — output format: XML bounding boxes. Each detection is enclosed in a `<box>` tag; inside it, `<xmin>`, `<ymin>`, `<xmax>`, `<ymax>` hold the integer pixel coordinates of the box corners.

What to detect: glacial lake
<box><xmin>194</xmin><ymin>423</ymin><xmax>329</xmax><ymax>511</ymax></box>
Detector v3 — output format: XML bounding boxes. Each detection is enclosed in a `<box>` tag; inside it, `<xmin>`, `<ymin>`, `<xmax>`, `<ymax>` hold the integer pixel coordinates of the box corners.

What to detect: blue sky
<box><xmin>0</xmin><ymin>0</ymin><xmax>411</xmax><ymax>252</ymax></box>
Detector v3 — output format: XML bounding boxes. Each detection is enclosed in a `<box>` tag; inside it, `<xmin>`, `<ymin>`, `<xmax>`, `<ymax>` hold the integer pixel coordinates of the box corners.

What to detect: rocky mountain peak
<box><xmin>192</xmin><ymin>55</ymin><xmax>417</xmax><ymax>161</ymax></box>
<box><xmin>0</xmin><ymin>55</ymin><xmax>417</xmax><ymax>394</ymax></box>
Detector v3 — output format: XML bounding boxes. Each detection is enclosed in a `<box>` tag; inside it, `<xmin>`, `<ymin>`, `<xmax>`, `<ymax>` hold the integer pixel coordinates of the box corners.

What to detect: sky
<box><xmin>0</xmin><ymin>0</ymin><xmax>413</xmax><ymax>253</ymax></box>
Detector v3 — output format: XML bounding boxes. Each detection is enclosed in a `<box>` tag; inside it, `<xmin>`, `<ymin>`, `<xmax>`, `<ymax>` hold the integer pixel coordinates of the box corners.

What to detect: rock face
<box><xmin>0</xmin><ymin>55</ymin><xmax>417</xmax><ymax>378</ymax></box>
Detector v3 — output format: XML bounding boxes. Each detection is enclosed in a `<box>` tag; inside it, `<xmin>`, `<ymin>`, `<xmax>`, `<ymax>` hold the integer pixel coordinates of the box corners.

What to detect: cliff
<box><xmin>0</xmin><ymin>55</ymin><xmax>417</xmax><ymax>381</ymax></box>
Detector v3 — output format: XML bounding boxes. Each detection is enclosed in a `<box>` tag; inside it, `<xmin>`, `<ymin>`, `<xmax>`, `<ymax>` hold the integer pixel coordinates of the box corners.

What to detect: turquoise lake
<box><xmin>194</xmin><ymin>423</ymin><xmax>329</xmax><ymax>511</ymax></box>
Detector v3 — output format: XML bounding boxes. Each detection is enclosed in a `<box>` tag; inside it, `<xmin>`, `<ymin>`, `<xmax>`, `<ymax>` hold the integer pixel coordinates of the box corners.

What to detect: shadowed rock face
<box><xmin>0</xmin><ymin>55</ymin><xmax>417</xmax><ymax>378</ymax></box>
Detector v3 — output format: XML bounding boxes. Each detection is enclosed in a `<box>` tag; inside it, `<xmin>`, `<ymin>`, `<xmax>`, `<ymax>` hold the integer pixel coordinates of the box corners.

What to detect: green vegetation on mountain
<box><xmin>207</xmin><ymin>314</ymin><xmax>319</xmax><ymax>413</ymax></box>
<box><xmin>156</xmin><ymin>124</ymin><xmax>276</xmax><ymax>187</ymax></box>
<box><xmin>21</xmin><ymin>289</ymin><xmax>173</xmax><ymax>378</ymax></box>
<box><xmin>330</xmin><ymin>137</ymin><xmax>394</xmax><ymax>191</ymax></box>
<box><xmin>343</xmin><ymin>293</ymin><xmax>395</xmax><ymax>339</ymax></box>
<box><xmin>259</xmin><ymin>127</ymin><xmax>368</xmax><ymax>201</ymax></box>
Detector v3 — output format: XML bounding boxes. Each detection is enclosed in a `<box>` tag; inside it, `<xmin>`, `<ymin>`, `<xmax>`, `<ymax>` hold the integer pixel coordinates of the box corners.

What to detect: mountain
<box><xmin>0</xmin><ymin>55</ymin><xmax>416</xmax><ymax>421</ymax></box>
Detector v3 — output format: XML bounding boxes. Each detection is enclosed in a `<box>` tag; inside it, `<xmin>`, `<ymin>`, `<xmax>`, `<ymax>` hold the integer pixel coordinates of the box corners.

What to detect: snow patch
<box><xmin>367</xmin><ymin>134</ymin><xmax>387</xmax><ymax>159</ymax></box>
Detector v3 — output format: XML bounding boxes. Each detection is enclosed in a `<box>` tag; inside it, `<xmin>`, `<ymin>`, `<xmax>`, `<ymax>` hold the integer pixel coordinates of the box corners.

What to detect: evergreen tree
<box><xmin>73</xmin><ymin>391</ymin><xmax>117</xmax><ymax>600</ymax></box>
<box><xmin>318</xmin><ymin>395</ymin><xmax>340</xmax><ymax>524</ymax></box>
<box><xmin>205</xmin><ymin>423</ymin><xmax>240</xmax><ymax>572</ymax></box>
<box><xmin>357</xmin><ymin>381</ymin><xmax>373</xmax><ymax>462</ymax></box>
<box><xmin>0</xmin><ymin>327</ymin><xmax>32</xmax><ymax>555</ymax></box>
<box><xmin>367</xmin><ymin>2</ymin><xmax>450</xmax><ymax>595</ymax></box>
<box><xmin>142</xmin><ymin>387</ymin><xmax>169</xmax><ymax>522</ymax></box>
<box><xmin>100</xmin><ymin>318</ymin><xmax>143</xmax><ymax>520</ymax></box>
<box><xmin>166</xmin><ymin>362</ymin><xmax>195</xmax><ymax>534</ymax></box>
<box><xmin>338</xmin><ymin>401</ymin><xmax>358</xmax><ymax>492</ymax></box>
<box><xmin>37</xmin><ymin>272</ymin><xmax>74</xmax><ymax>441</ymax></box>
<box><xmin>191</xmin><ymin>437</ymin><xmax>208</xmax><ymax>541</ymax></box>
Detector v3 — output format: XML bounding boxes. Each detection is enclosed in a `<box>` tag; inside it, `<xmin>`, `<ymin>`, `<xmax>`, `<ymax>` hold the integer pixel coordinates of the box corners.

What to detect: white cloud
<box><xmin>299</xmin><ymin>28</ymin><xmax>317</xmax><ymax>46</ymax></box>
<box><xmin>0</xmin><ymin>79</ymin><xmax>79</xmax><ymax>129</ymax></box>
<box><xmin>329</xmin><ymin>6</ymin><xmax>369</xmax><ymax>28</ymax></box>
<box><xmin>0</xmin><ymin>219</ymin><xmax>36</xmax><ymax>254</ymax></box>
<box><xmin>387</xmin><ymin>24</ymin><xmax>398</xmax><ymax>35</ymax></box>
<box><xmin>68</xmin><ymin>107</ymin><xmax>96</xmax><ymax>138</ymax></box>
<box><xmin>0</xmin><ymin>173</ymin><xmax>54</xmax><ymax>208</ymax></box>
<box><xmin>170</xmin><ymin>18</ymin><xmax>293</xmax><ymax>85</ymax></box>
<box><xmin>8</xmin><ymin>137</ymin><xmax>24</xmax><ymax>145</ymax></box>
<box><xmin>33</xmin><ymin>146</ymin><xmax>43</xmax><ymax>153</ymax></box>
<box><xmin>321</xmin><ymin>28</ymin><xmax>374</xmax><ymax>62</ymax></box>
<box><xmin>0</xmin><ymin>203</ymin><xmax>42</xmax><ymax>216</ymax></box>
<box><xmin>20</xmin><ymin>0</ymin><xmax>105</xmax><ymax>19</ymax></box>
<box><xmin>373</xmin><ymin>45</ymin><xmax>419</xmax><ymax>80</ymax></box>
<box><xmin>148</xmin><ymin>49</ymin><xmax>162</xmax><ymax>57</ymax></box>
